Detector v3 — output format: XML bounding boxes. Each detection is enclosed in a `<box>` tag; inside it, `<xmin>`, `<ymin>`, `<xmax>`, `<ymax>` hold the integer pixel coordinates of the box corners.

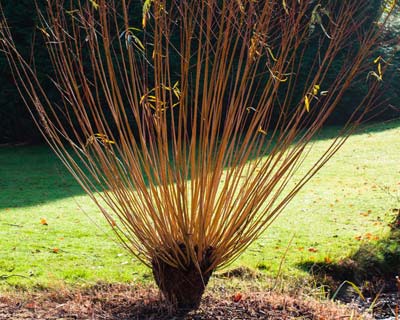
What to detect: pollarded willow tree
<box><xmin>0</xmin><ymin>0</ymin><xmax>395</xmax><ymax>309</ymax></box>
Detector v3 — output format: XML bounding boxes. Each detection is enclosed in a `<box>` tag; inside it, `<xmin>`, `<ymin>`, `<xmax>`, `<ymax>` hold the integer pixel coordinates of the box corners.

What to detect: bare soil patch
<box><xmin>0</xmin><ymin>283</ymin><xmax>366</xmax><ymax>319</ymax></box>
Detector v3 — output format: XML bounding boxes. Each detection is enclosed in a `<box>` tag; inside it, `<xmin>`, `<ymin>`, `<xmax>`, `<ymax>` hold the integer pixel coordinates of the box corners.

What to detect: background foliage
<box><xmin>0</xmin><ymin>0</ymin><xmax>398</xmax><ymax>144</ymax></box>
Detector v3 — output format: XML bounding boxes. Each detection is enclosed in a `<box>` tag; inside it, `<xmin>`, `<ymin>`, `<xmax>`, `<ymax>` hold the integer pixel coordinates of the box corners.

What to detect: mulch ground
<box><xmin>0</xmin><ymin>283</ymin><xmax>368</xmax><ymax>320</ymax></box>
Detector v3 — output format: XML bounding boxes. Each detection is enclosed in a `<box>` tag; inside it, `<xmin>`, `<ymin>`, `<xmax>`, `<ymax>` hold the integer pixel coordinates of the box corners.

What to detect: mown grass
<box><xmin>0</xmin><ymin>121</ymin><xmax>399</xmax><ymax>291</ymax></box>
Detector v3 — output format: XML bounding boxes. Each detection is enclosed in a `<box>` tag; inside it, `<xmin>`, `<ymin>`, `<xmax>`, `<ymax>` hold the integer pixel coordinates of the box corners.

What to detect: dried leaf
<box><xmin>304</xmin><ymin>95</ymin><xmax>310</xmax><ymax>112</ymax></box>
<box><xmin>88</xmin><ymin>0</ymin><xmax>99</xmax><ymax>10</ymax></box>
<box><xmin>257</xmin><ymin>127</ymin><xmax>267</xmax><ymax>135</ymax></box>
<box><xmin>324</xmin><ymin>256</ymin><xmax>332</xmax><ymax>264</ymax></box>
<box><xmin>233</xmin><ymin>292</ymin><xmax>243</xmax><ymax>302</ymax></box>
<box><xmin>143</xmin><ymin>0</ymin><xmax>153</xmax><ymax>28</ymax></box>
<box><xmin>282</xmin><ymin>0</ymin><xmax>289</xmax><ymax>14</ymax></box>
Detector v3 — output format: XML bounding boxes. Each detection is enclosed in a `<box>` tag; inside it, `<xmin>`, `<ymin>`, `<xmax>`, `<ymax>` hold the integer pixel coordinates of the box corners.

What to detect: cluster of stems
<box><xmin>0</xmin><ymin>0</ymin><xmax>394</xmax><ymax>308</ymax></box>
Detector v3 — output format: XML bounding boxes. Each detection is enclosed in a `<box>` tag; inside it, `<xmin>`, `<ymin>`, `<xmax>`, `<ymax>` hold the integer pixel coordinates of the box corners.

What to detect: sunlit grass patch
<box><xmin>234</xmin><ymin>121</ymin><xmax>400</xmax><ymax>278</ymax></box>
<box><xmin>0</xmin><ymin>121</ymin><xmax>399</xmax><ymax>290</ymax></box>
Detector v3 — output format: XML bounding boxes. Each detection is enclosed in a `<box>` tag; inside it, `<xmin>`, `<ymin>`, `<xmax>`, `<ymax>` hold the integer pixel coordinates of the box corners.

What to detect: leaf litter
<box><xmin>0</xmin><ymin>283</ymin><xmax>368</xmax><ymax>319</ymax></box>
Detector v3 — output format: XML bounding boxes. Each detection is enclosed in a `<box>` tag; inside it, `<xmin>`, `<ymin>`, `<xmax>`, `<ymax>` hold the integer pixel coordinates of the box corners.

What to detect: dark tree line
<box><xmin>0</xmin><ymin>0</ymin><xmax>398</xmax><ymax>144</ymax></box>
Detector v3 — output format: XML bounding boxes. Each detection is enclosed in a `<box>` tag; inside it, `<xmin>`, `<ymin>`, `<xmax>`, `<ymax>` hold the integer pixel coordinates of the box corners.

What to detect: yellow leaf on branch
<box><xmin>88</xmin><ymin>0</ymin><xmax>99</xmax><ymax>10</ymax></box>
<box><xmin>304</xmin><ymin>95</ymin><xmax>310</xmax><ymax>112</ymax></box>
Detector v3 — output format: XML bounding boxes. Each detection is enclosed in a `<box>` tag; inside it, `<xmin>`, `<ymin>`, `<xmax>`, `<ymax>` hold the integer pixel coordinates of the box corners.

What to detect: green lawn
<box><xmin>0</xmin><ymin>121</ymin><xmax>399</xmax><ymax>290</ymax></box>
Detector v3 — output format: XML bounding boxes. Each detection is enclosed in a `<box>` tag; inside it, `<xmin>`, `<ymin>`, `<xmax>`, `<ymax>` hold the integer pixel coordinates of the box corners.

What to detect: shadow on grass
<box><xmin>0</xmin><ymin>145</ymin><xmax>84</xmax><ymax>209</ymax></box>
<box><xmin>297</xmin><ymin>210</ymin><xmax>400</xmax><ymax>295</ymax></box>
<box><xmin>311</xmin><ymin>118</ymin><xmax>400</xmax><ymax>142</ymax></box>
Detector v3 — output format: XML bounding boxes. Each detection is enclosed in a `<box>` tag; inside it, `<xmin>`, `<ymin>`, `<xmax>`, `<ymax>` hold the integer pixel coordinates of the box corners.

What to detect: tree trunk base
<box><xmin>151</xmin><ymin>245</ymin><xmax>214</xmax><ymax>310</ymax></box>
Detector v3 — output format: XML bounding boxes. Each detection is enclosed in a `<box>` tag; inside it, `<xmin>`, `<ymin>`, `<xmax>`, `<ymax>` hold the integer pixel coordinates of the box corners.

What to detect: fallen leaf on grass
<box><xmin>354</xmin><ymin>234</ymin><xmax>379</xmax><ymax>241</ymax></box>
<box><xmin>40</xmin><ymin>218</ymin><xmax>48</xmax><ymax>226</ymax></box>
<box><xmin>324</xmin><ymin>256</ymin><xmax>332</xmax><ymax>264</ymax></box>
<box><xmin>52</xmin><ymin>248</ymin><xmax>59</xmax><ymax>253</ymax></box>
<box><xmin>308</xmin><ymin>247</ymin><xmax>318</xmax><ymax>253</ymax></box>
<box><xmin>364</xmin><ymin>233</ymin><xmax>373</xmax><ymax>240</ymax></box>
